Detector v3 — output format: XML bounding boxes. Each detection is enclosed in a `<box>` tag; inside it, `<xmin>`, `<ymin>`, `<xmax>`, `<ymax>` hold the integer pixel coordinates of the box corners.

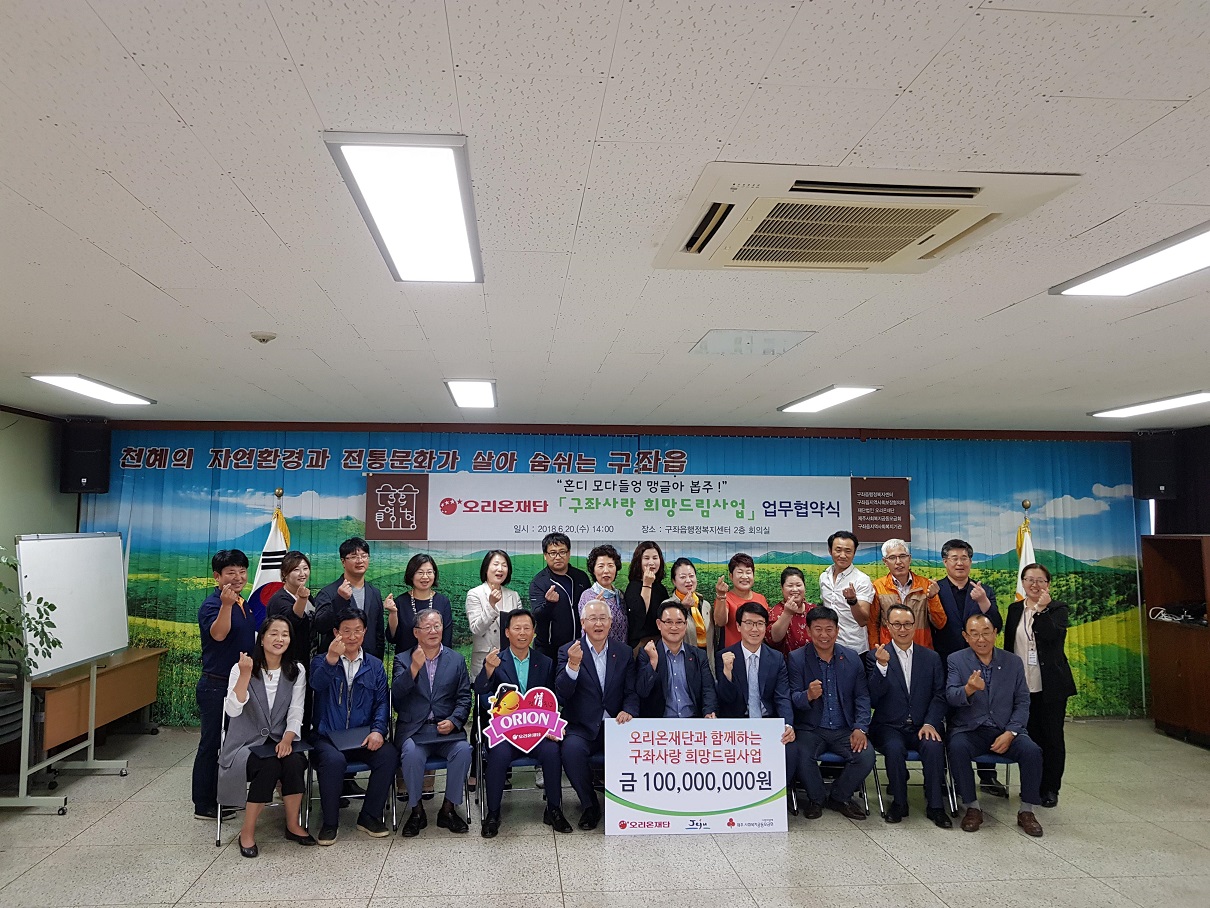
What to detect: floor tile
<box><xmin>721</xmin><ymin>827</ymin><xmax>916</xmax><ymax>887</ymax></box>
<box><xmin>556</xmin><ymin>832</ymin><xmax>743</xmax><ymax>892</ymax></box>
<box><xmin>34</xmin><ymin>764</ymin><xmax>165</xmax><ymax>802</ymax></box>
<box><xmin>73</xmin><ymin>799</ymin><xmax>250</xmax><ymax>846</ymax></box>
<box><xmin>975</xmin><ymin>786</ymin><xmax>1136</xmax><ymax>826</ymax></box>
<box><xmin>0</xmin><ymin>843</ymin><xmax>219</xmax><ymax>907</ymax></box>
<box><xmin>183</xmin><ymin>838</ymin><xmax>389</xmax><ymax>901</ymax></box>
<box><xmin>0</xmin><ymin>800</ymin><xmax>124</xmax><ymax>847</ymax></box>
<box><xmin>377</xmin><ymin>838</ymin><xmax>563</xmax><ymax>896</ymax></box>
<box><xmin>0</xmin><ymin>846</ymin><xmax>56</xmax><ymax>890</ymax></box>
<box><xmin>1100</xmin><ymin>875</ymin><xmax>1210</xmax><ymax>906</ymax></box>
<box><xmin>93</xmin><ymin>728</ymin><xmax>200</xmax><ymax>768</ymax></box>
<box><xmin>1035</xmin><ymin>821</ymin><xmax>1210</xmax><ymax>877</ymax></box>
<box><xmin>749</xmin><ymin>883</ymin><xmax>945</xmax><ymax>908</ymax></box>
<box><xmin>872</xmin><ymin>826</ymin><xmax>1085</xmax><ymax>882</ymax></box>
<box><xmin>927</xmin><ymin>877</ymin><xmax>1138</xmax><ymax>908</ymax></box>
<box><xmin>370</xmin><ymin>897</ymin><xmax>562</xmax><ymax>908</ymax></box>
<box><xmin>185</xmin><ymin>901</ymin><xmax>369</xmax><ymax>908</ymax></box>
<box><xmin>1149</xmin><ymin>819</ymin><xmax>1210</xmax><ymax>849</ymax></box>
<box><xmin>125</xmin><ymin>764</ymin><xmax>194</xmax><ymax>802</ymax></box>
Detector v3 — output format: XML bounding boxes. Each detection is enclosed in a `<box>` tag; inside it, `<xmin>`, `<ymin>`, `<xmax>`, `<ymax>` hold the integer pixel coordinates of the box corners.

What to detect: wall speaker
<box><xmin>1132</xmin><ymin>432</ymin><xmax>1177</xmax><ymax>500</ymax></box>
<box><xmin>60</xmin><ymin>422</ymin><xmax>111</xmax><ymax>494</ymax></box>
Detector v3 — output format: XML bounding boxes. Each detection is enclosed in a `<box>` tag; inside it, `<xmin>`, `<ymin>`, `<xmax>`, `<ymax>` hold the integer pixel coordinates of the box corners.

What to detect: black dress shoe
<box><xmin>824</xmin><ymin>797</ymin><xmax>867</xmax><ymax>820</ymax></box>
<box><xmin>284</xmin><ymin>828</ymin><xmax>317</xmax><ymax>845</ymax></box>
<box><xmin>544</xmin><ymin>806</ymin><xmax>573</xmax><ymax>833</ymax></box>
<box><xmin>803</xmin><ymin>799</ymin><xmax>823</xmax><ymax>819</ymax></box>
<box><xmin>926</xmin><ymin>807</ymin><xmax>953</xmax><ymax>829</ymax></box>
<box><xmin>317</xmin><ymin>825</ymin><xmax>339</xmax><ymax>846</ymax></box>
<box><xmin>885</xmin><ymin>801</ymin><xmax>906</xmax><ymax>823</ymax></box>
<box><xmin>1040</xmin><ymin>791</ymin><xmax>1059</xmax><ymax>808</ymax></box>
<box><xmin>194</xmin><ymin>806</ymin><xmax>236</xmax><ymax>821</ymax></box>
<box><xmin>343</xmin><ymin>777</ymin><xmax>366</xmax><ymax>796</ymax></box>
<box><xmin>481</xmin><ymin>810</ymin><xmax>501</xmax><ymax>838</ymax></box>
<box><xmin>436</xmin><ymin>799</ymin><xmax>468</xmax><ymax>833</ymax></box>
<box><xmin>238</xmin><ymin>837</ymin><xmax>258</xmax><ymax>858</ymax></box>
<box><xmin>578</xmin><ymin>804</ymin><xmax>602</xmax><ymax>830</ymax></box>
<box><xmin>401</xmin><ymin>806</ymin><xmax>427</xmax><ymax>837</ymax></box>
<box><xmin>979</xmin><ymin>774</ymin><xmax>1009</xmax><ymax>799</ymax></box>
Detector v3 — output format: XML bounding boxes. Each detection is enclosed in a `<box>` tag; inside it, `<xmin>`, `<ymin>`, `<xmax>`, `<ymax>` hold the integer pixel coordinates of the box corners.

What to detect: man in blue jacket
<box><xmin>946</xmin><ymin>613</ymin><xmax>1045</xmax><ymax>837</ymax></box>
<box><xmin>787</xmin><ymin>605</ymin><xmax>874</xmax><ymax>820</ymax></box>
<box><xmin>867</xmin><ymin>602</ymin><xmax>951</xmax><ymax>827</ymax></box>
<box><xmin>308</xmin><ymin>609</ymin><xmax>397</xmax><ymax>845</ymax></box>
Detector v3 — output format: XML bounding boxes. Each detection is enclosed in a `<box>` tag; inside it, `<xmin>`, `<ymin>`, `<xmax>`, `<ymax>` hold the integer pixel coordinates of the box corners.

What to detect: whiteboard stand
<box><xmin>0</xmin><ymin>532</ymin><xmax>133</xmax><ymax>813</ymax></box>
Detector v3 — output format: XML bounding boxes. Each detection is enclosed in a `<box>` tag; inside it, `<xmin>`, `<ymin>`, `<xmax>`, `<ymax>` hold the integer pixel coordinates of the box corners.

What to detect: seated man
<box><xmin>714</xmin><ymin>602</ymin><xmax>796</xmax><ymax>774</ymax></box>
<box><xmin>787</xmin><ymin>605</ymin><xmax>874</xmax><ymax>820</ymax></box>
<box><xmin>393</xmin><ymin>609</ymin><xmax>473</xmax><ymax>836</ymax></box>
<box><xmin>556</xmin><ymin>598</ymin><xmax>638</xmax><ymax>831</ymax></box>
<box><xmin>308</xmin><ymin>609</ymin><xmax>397</xmax><ymax>845</ymax></box>
<box><xmin>474</xmin><ymin>608</ymin><xmax>573</xmax><ymax>837</ymax></box>
<box><xmin>946</xmin><ymin>613</ymin><xmax>1045</xmax><ymax>837</ymax></box>
<box><xmin>867</xmin><ymin>604</ymin><xmax>951</xmax><ymax>827</ymax></box>
<box><xmin>635</xmin><ymin>599</ymin><xmax>717</xmax><ymax>720</ymax></box>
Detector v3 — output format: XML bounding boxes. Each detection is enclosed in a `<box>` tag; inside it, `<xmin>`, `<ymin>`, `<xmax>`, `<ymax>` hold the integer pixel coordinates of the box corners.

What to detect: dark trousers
<box><xmin>796</xmin><ymin>726</ymin><xmax>875</xmax><ymax>804</ymax></box>
<box><xmin>948</xmin><ymin>726</ymin><xmax>1042</xmax><ymax>807</ymax></box>
<box><xmin>1029</xmin><ymin>691</ymin><xmax>1069</xmax><ymax>795</ymax></box>
<box><xmin>869</xmin><ymin>724</ymin><xmax>946</xmax><ymax>810</ymax></box>
<box><xmin>246</xmin><ymin>747</ymin><xmax>307</xmax><ymax>803</ymax></box>
<box><xmin>191</xmin><ymin>675</ymin><xmax>226</xmax><ymax>812</ymax></box>
<box><xmin>562</xmin><ymin>728</ymin><xmax>604</xmax><ymax>811</ymax></box>
<box><xmin>312</xmin><ymin>737</ymin><xmax>399</xmax><ymax>827</ymax></box>
<box><xmin>400</xmin><ymin>735</ymin><xmax>473</xmax><ymax>807</ymax></box>
<box><xmin>485</xmin><ymin>738</ymin><xmax>562</xmax><ymax>813</ymax></box>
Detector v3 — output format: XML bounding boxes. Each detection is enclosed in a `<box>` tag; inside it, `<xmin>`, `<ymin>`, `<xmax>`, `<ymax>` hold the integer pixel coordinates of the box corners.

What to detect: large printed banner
<box><xmin>365</xmin><ymin>473</ymin><xmax>910</xmax><ymax>543</ymax></box>
<box><xmin>605</xmin><ymin>719</ymin><xmax>788</xmax><ymax>835</ymax></box>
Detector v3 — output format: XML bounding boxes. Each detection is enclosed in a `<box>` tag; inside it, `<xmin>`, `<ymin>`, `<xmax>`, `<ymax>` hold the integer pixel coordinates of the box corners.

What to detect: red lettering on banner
<box><xmin>366</xmin><ymin>449</ymin><xmax>387</xmax><ymax>471</ymax></box>
<box><xmin>282</xmin><ymin>448</ymin><xmax>304</xmax><ymax>470</ymax></box>
<box><xmin>436</xmin><ymin>450</ymin><xmax>459</xmax><ymax>471</ymax></box>
<box><xmin>495</xmin><ymin>451</ymin><xmax>518</xmax><ymax>472</ymax></box>
<box><xmin>120</xmin><ymin>447</ymin><xmax>145</xmax><ymax>469</ymax></box>
<box><xmin>607</xmin><ymin>451</ymin><xmax>632</xmax><ymax>473</ymax></box>
<box><xmin>231</xmin><ymin>447</ymin><xmax>255</xmax><ymax>470</ymax></box>
<box><xmin>575</xmin><ymin>454</ymin><xmax>597</xmax><ymax>472</ymax></box>
<box><xmin>170</xmin><ymin>448</ymin><xmax>195</xmax><ymax>469</ymax></box>
<box><xmin>255</xmin><ymin>448</ymin><xmax>280</xmax><ymax>470</ymax></box>
<box><xmin>144</xmin><ymin>447</ymin><xmax>169</xmax><ymax>469</ymax></box>
<box><xmin>663</xmin><ymin>449</ymin><xmax>688</xmax><ymax>473</ymax></box>
<box><xmin>342</xmin><ymin>449</ymin><xmax>365</xmax><ymax>470</ymax></box>
<box><xmin>529</xmin><ymin>452</ymin><xmax>551</xmax><ymax>473</ymax></box>
<box><xmin>413</xmin><ymin>449</ymin><xmax>436</xmax><ymax>471</ymax></box>
<box><xmin>207</xmin><ymin>448</ymin><xmax>232</xmax><ymax>470</ymax></box>
<box><xmin>634</xmin><ymin>450</ymin><xmax>661</xmax><ymax>473</ymax></box>
<box><xmin>551</xmin><ymin>452</ymin><xmax>573</xmax><ymax>473</ymax></box>
<box><xmin>305</xmin><ymin>448</ymin><xmax>330</xmax><ymax>469</ymax></box>
<box><xmin>389</xmin><ymin>449</ymin><xmax>413</xmax><ymax>470</ymax></box>
<box><xmin>472</xmin><ymin>451</ymin><xmax>493</xmax><ymax>471</ymax></box>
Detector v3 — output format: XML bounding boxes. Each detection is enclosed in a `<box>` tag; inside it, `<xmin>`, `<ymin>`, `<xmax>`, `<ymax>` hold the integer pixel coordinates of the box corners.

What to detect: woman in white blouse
<box><xmin>217</xmin><ymin>616</ymin><xmax>314</xmax><ymax>856</ymax></box>
<box><xmin>465</xmin><ymin>550</ymin><xmax>521</xmax><ymax>678</ymax></box>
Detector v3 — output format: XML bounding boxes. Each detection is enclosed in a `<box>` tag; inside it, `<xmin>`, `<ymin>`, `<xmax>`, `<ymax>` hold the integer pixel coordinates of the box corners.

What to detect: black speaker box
<box><xmin>1132</xmin><ymin>432</ymin><xmax>1177</xmax><ymax>500</ymax></box>
<box><xmin>60</xmin><ymin>422</ymin><xmax>111</xmax><ymax>494</ymax></box>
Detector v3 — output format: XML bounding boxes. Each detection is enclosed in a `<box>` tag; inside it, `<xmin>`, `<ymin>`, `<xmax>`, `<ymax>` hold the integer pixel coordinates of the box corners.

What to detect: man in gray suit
<box><xmin>393</xmin><ymin>609</ymin><xmax>473</xmax><ymax>836</ymax></box>
<box><xmin>946</xmin><ymin>613</ymin><xmax>1045</xmax><ymax>837</ymax></box>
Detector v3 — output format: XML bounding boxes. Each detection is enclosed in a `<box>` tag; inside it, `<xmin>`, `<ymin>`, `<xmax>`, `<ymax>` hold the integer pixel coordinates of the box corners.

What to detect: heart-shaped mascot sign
<box><xmin>483</xmin><ymin>685</ymin><xmax>567</xmax><ymax>753</ymax></box>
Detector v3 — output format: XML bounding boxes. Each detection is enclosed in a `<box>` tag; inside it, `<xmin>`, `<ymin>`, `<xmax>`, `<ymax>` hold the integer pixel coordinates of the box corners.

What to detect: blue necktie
<box><xmin>747</xmin><ymin>653</ymin><xmax>763</xmax><ymax>718</ymax></box>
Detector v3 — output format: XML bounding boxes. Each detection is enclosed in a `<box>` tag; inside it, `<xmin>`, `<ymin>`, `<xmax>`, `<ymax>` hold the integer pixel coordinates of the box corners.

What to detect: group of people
<box><xmin>192</xmin><ymin>530</ymin><xmax>1075</xmax><ymax>853</ymax></box>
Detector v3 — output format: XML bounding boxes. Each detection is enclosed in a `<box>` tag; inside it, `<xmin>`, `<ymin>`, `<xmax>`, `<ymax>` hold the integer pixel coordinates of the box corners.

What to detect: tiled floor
<box><xmin>1</xmin><ymin>718</ymin><xmax>1209</xmax><ymax>906</ymax></box>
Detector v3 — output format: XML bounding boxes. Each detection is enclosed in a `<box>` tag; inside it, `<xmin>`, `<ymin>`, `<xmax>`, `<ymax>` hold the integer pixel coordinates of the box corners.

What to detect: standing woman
<box><xmin>766</xmin><ymin>566</ymin><xmax>814</xmax><ymax>657</ymax></box>
<box><xmin>623</xmin><ymin>542</ymin><xmax>669</xmax><ymax>648</ymax></box>
<box><xmin>664</xmin><ymin>558</ymin><xmax>715</xmax><ymax>667</ymax></box>
<box><xmin>266</xmin><ymin>551</ymin><xmax>313</xmax><ymax>667</ymax></box>
<box><xmin>218</xmin><ymin>616</ymin><xmax>314</xmax><ymax>856</ymax></box>
<box><xmin>388</xmin><ymin>554</ymin><xmax>453</xmax><ymax>653</ymax></box>
<box><xmin>1004</xmin><ymin>563</ymin><xmax>1077</xmax><ymax>808</ymax></box>
<box><xmin>578</xmin><ymin>545</ymin><xmax>626</xmax><ymax>644</ymax></box>
<box><xmin>465</xmin><ymin>550</ymin><xmax>521</xmax><ymax>678</ymax></box>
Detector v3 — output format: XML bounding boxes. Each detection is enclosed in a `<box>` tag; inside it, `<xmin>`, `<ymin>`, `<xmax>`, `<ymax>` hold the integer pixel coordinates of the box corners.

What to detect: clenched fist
<box><xmin>720</xmin><ymin>650</ymin><xmax>735</xmax><ymax>678</ymax></box>
<box><xmin>237</xmin><ymin>651</ymin><xmax>253</xmax><ymax>678</ymax></box>
<box><xmin>806</xmin><ymin>679</ymin><xmax>824</xmax><ymax>701</ymax></box>
<box><xmin>644</xmin><ymin>640</ymin><xmax>659</xmax><ymax>669</ymax></box>
<box><xmin>338</xmin><ymin>579</ymin><xmax>354</xmax><ymax>600</ymax></box>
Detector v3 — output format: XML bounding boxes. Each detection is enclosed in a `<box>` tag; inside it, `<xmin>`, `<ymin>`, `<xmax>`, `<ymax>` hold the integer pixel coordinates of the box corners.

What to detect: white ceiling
<box><xmin>2</xmin><ymin>0</ymin><xmax>1210</xmax><ymax>431</ymax></box>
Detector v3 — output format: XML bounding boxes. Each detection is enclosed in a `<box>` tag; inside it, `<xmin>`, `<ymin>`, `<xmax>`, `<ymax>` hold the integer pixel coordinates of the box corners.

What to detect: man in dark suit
<box><xmin>313</xmin><ymin>537</ymin><xmax>386</xmax><ymax>660</ymax></box>
<box><xmin>867</xmin><ymin>603</ymin><xmax>951</xmax><ymax>827</ymax></box>
<box><xmin>715</xmin><ymin>602</ymin><xmax>796</xmax><ymax>771</ymax></box>
<box><xmin>529</xmin><ymin>532</ymin><xmax>593</xmax><ymax>663</ymax></box>
<box><xmin>931</xmin><ymin>537</ymin><xmax>1005</xmax><ymax>797</ymax></box>
<box><xmin>393</xmin><ymin>609</ymin><xmax>473</xmax><ymax>836</ymax></box>
<box><xmin>635</xmin><ymin>599</ymin><xmax>717</xmax><ymax>720</ymax></box>
<box><xmin>474</xmin><ymin>608</ymin><xmax>572</xmax><ymax>837</ymax></box>
<box><xmin>787</xmin><ymin>605</ymin><xmax>874</xmax><ymax>820</ymax></box>
<box><xmin>946</xmin><ymin>613</ymin><xmax>1045</xmax><ymax>837</ymax></box>
<box><xmin>556</xmin><ymin>598</ymin><xmax>638</xmax><ymax>830</ymax></box>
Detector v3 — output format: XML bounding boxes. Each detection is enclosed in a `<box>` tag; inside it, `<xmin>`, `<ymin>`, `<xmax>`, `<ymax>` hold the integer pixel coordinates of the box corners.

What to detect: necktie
<box><xmin>747</xmin><ymin>653</ymin><xmax>762</xmax><ymax>719</ymax></box>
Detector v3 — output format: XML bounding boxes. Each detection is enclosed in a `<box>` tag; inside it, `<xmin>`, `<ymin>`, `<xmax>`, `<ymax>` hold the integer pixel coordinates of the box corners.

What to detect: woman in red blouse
<box><xmin>766</xmin><ymin>566</ymin><xmax>814</xmax><ymax>656</ymax></box>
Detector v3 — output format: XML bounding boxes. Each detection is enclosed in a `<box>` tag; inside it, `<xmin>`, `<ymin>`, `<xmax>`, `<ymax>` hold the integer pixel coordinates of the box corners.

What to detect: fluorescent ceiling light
<box><xmin>779</xmin><ymin>385</ymin><xmax>879</xmax><ymax>413</ymax></box>
<box><xmin>30</xmin><ymin>374</ymin><xmax>155</xmax><ymax>405</ymax></box>
<box><xmin>325</xmin><ymin>132</ymin><xmax>483</xmax><ymax>283</ymax></box>
<box><xmin>1051</xmin><ymin>221</ymin><xmax>1210</xmax><ymax>296</ymax></box>
<box><xmin>445</xmin><ymin>380</ymin><xmax>496</xmax><ymax>409</ymax></box>
<box><xmin>1091</xmin><ymin>391</ymin><xmax>1210</xmax><ymax>419</ymax></box>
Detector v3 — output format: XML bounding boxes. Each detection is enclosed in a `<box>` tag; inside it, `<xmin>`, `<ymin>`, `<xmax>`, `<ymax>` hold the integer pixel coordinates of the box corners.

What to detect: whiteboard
<box><xmin>15</xmin><ymin>533</ymin><xmax>130</xmax><ymax>679</ymax></box>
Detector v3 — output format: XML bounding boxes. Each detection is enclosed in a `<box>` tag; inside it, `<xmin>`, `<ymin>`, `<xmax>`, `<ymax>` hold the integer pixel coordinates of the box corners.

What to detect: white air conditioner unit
<box><xmin>654</xmin><ymin>163</ymin><xmax>1079</xmax><ymax>274</ymax></box>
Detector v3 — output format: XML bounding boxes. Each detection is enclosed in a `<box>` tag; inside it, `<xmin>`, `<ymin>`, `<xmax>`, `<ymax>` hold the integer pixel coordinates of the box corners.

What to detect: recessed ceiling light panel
<box><xmin>1090</xmin><ymin>391</ymin><xmax>1210</xmax><ymax>418</ymax></box>
<box><xmin>326</xmin><ymin>132</ymin><xmax>483</xmax><ymax>283</ymax></box>
<box><xmin>1051</xmin><ymin>220</ymin><xmax>1210</xmax><ymax>297</ymax></box>
<box><xmin>30</xmin><ymin>374</ymin><xmax>155</xmax><ymax>405</ymax></box>
<box><xmin>780</xmin><ymin>385</ymin><xmax>879</xmax><ymax>413</ymax></box>
<box><xmin>445</xmin><ymin>379</ymin><xmax>496</xmax><ymax>409</ymax></box>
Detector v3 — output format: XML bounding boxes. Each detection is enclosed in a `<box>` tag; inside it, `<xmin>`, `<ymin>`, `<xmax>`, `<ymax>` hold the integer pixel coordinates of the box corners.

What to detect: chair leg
<box><xmin>858</xmin><ymin>778</ymin><xmax>869</xmax><ymax>817</ymax></box>
<box><xmin>873</xmin><ymin>756</ymin><xmax>886</xmax><ymax>819</ymax></box>
<box><xmin>215</xmin><ymin>804</ymin><xmax>222</xmax><ymax>848</ymax></box>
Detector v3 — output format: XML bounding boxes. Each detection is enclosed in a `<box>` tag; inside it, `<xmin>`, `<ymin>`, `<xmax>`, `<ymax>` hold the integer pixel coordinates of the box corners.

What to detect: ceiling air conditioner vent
<box><xmin>789</xmin><ymin>180</ymin><xmax>980</xmax><ymax>199</ymax></box>
<box><xmin>655</xmin><ymin>163</ymin><xmax>1078</xmax><ymax>274</ymax></box>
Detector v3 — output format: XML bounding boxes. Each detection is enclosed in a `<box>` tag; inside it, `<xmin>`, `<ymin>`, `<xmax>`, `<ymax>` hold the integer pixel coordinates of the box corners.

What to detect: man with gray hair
<box><xmin>867</xmin><ymin>539</ymin><xmax>947</xmax><ymax>651</ymax></box>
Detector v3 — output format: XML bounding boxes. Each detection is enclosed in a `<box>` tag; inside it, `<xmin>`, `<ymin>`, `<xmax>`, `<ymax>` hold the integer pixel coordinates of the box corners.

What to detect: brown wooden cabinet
<box><xmin>1141</xmin><ymin>535</ymin><xmax>1210</xmax><ymax>743</ymax></box>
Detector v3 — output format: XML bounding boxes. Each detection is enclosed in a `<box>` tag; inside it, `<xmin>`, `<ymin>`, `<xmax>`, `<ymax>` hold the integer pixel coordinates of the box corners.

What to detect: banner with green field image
<box><xmin>84</xmin><ymin>430</ymin><xmax>1144</xmax><ymax>724</ymax></box>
